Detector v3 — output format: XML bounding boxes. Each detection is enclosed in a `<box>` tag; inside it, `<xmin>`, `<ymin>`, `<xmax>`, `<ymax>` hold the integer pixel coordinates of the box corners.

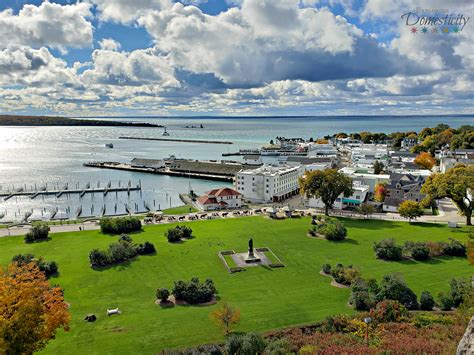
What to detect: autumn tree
<box><xmin>398</xmin><ymin>200</ymin><xmax>423</xmax><ymax>223</ymax></box>
<box><xmin>299</xmin><ymin>169</ymin><xmax>353</xmax><ymax>216</ymax></box>
<box><xmin>421</xmin><ymin>164</ymin><xmax>474</xmax><ymax>225</ymax></box>
<box><xmin>0</xmin><ymin>262</ymin><xmax>70</xmax><ymax>354</ymax></box>
<box><xmin>414</xmin><ymin>152</ymin><xmax>436</xmax><ymax>170</ymax></box>
<box><xmin>210</xmin><ymin>302</ymin><xmax>241</xmax><ymax>335</ymax></box>
<box><xmin>374</xmin><ymin>183</ymin><xmax>387</xmax><ymax>202</ymax></box>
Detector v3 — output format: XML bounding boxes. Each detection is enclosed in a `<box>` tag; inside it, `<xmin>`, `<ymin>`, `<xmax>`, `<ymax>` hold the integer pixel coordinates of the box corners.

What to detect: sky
<box><xmin>0</xmin><ymin>0</ymin><xmax>473</xmax><ymax>116</ymax></box>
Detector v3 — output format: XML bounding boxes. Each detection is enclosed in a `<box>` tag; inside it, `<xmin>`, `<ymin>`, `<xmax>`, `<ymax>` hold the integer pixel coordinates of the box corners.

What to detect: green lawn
<box><xmin>0</xmin><ymin>217</ymin><xmax>471</xmax><ymax>354</ymax></box>
<box><xmin>162</xmin><ymin>205</ymin><xmax>198</xmax><ymax>215</ymax></box>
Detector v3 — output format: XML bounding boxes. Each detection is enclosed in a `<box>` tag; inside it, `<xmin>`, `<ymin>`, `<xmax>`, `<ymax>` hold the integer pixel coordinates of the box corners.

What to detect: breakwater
<box><xmin>119</xmin><ymin>136</ymin><xmax>233</xmax><ymax>144</ymax></box>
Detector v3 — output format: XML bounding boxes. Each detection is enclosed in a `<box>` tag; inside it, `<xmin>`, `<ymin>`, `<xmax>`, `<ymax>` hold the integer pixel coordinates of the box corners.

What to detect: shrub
<box><xmin>373</xmin><ymin>239</ymin><xmax>403</xmax><ymax>261</ymax></box>
<box><xmin>449</xmin><ymin>278</ymin><xmax>471</xmax><ymax>307</ymax></box>
<box><xmin>11</xmin><ymin>254</ymin><xmax>58</xmax><ymax>278</ymax></box>
<box><xmin>443</xmin><ymin>239</ymin><xmax>466</xmax><ymax>257</ymax></box>
<box><xmin>156</xmin><ymin>288</ymin><xmax>170</xmax><ymax>302</ymax></box>
<box><xmin>24</xmin><ymin>223</ymin><xmax>50</xmax><ymax>243</ymax></box>
<box><xmin>172</xmin><ymin>277</ymin><xmax>216</xmax><ymax>304</ymax></box>
<box><xmin>264</xmin><ymin>338</ymin><xmax>291</xmax><ymax>354</ymax></box>
<box><xmin>331</xmin><ymin>264</ymin><xmax>360</xmax><ymax>286</ymax></box>
<box><xmin>225</xmin><ymin>334</ymin><xmax>243</xmax><ymax>355</ymax></box>
<box><xmin>322</xmin><ymin>314</ymin><xmax>352</xmax><ymax>333</ymax></box>
<box><xmin>376</xmin><ymin>273</ymin><xmax>419</xmax><ymax>310</ymax></box>
<box><xmin>426</xmin><ymin>241</ymin><xmax>446</xmax><ymax>257</ymax></box>
<box><xmin>99</xmin><ymin>216</ymin><xmax>141</xmax><ymax>234</ymax></box>
<box><xmin>135</xmin><ymin>241</ymin><xmax>156</xmax><ymax>255</ymax></box>
<box><xmin>322</xmin><ymin>263</ymin><xmax>331</xmax><ymax>274</ymax></box>
<box><xmin>240</xmin><ymin>333</ymin><xmax>266</xmax><ymax>354</ymax></box>
<box><xmin>404</xmin><ymin>241</ymin><xmax>430</xmax><ymax>261</ymax></box>
<box><xmin>316</xmin><ymin>218</ymin><xmax>347</xmax><ymax>241</ymax></box>
<box><xmin>350</xmin><ymin>278</ymin><xmax>375</xmax><ymax>311</ymax></box>
<box><xmin>413</xmin><ymin>313</ymin><xmax>454</xmax><ymax>328</ymax></box>
<box><xmin>438</xmin><ymin>292</ymin><xmax>454</xmax><ymax>311</ymax></box>
<box><xmin>165</xmin><ymin>225</ymin><xmax>193</xmax><ymax>242</ymax></box>
<box><xmin>420</xmin><ymin>291</ymin><xmax>435</xmax><ymax>311</ymax></box>
<box><xmin>370</xmin><ymin>300</ymin><xmax>408</xmax><ymax>323</ymax></box>
<box><xmin>89</xmin><ymin>249</ymin><xmax>109</xmax><ymax>268</ymax></box>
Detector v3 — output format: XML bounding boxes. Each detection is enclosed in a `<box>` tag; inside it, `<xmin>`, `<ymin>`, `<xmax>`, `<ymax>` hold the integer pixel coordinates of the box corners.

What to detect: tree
<box><xmin>398</xmin><ymin>200</ymin><xmax>423</xmax><ymax>223</ymax></box>
<box><xmin>156</xmin><ymin>288</ymin><xmax>170</xmax><ymax>302</ymax></box>
<box><xmin>210</xmin><ymin>302</ymin><xmax>241</xmax><ymax>335</ymax></box>
<box><xmin>414</xmin><ymin>152</ymin><xmax>436</xmax><ymax>170</ymax></box>
<box><xmin>0</xmin><ymin>262</ymin><xmax>70</xmax><ymax>354</ymax></box>
<box><xmin>373</xmin><ymin>160</ymin><xmax>385</xmax><ymax>174</ymax></box>
<box><xmin>374</xmin><ymin>183</ymin><xmax>387</xmax><ymax>202</ymax></box>
<box><xmin>376</xmin><ymin>273</ymin><xmax>419</xmax><ymax>310</ymax></box>
<box><xmin>299</xmin><ymin>169</ymin><xmax>353</xmax><ymax>215</ymax></box>
<box><xmin>421</xmin><ymin>165</ymin><xmax>474</xmax><ymax>225</ymax></box>
<box><xmin>420</xmin><ymin>291</ymin><xmax>435</xmax><ymax>311</ymax></box>
<box><xmin>24</xmin><ymin>222</ymin><xmax>50</xmax><ymax>243</ymax></box>
<box><xmin>357</xmin><ymin>203</ymin><xmax>375</xmax><ymax>218</ymax></box>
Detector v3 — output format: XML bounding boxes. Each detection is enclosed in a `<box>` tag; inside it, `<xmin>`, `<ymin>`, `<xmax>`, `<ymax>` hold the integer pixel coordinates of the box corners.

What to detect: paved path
<box><xmin>0</xmin><ymin>199</ymin><xmax>466</xmax><ymax>238</ymax></box>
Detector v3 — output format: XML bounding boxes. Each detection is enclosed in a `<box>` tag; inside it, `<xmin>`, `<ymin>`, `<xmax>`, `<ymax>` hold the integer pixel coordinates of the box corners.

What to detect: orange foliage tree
<box><xmin>374</xmin><ymin>183</ymin><xmax>387</xmax><ymax>202</ymax></box>
<box><xmin>210</xmin><ymin>302</ymin><xmax>241</xmax><ymax>335</ymax></box>
<box><xmin>414</xmin><ymin>152</ymin><xmax>436</xmax><ymax>170</ymax></box>
<box><xmin>0</xmin><ymin>262</ymin><xmax>70</xmax><ymax>354</ymax></box>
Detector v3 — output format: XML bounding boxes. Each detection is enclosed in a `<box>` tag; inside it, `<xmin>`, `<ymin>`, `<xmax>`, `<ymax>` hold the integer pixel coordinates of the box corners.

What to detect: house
<box><xmin>401</xmin><ymin>137</ymin><xmax>418</xmax><ymax>151</ymax></box>
<box><xmin>382</xmin><ymin>173</ymin><xmax>426</xmax><ymax>212</ymax></box>
<box><xmin>306</xmin><ymin>181</ymin><xmax>369</xmax><ymax>210</ymax></box>
<box><xmin>438</xmin><ymin>149</ymin><xmax>474</xmax><ymax>173</ymax></box>
<box><xmin>339</xmin><ymin>166</ymin><xmax>390</xmax><ymax>193</ymax></box>
<box><xmin>196</xmin><ymin>187</ymin><xmax>242</xmax><ymax>211</ymax></box>
<box><xmin>235</xmin><ymin>164</ymin><xmax>304</xmax><ymax>203</ymax></box>
<box><xmin>349</xmin><ymin>144</ymin><xmax>389</xmax><ymax>169</ymax></box>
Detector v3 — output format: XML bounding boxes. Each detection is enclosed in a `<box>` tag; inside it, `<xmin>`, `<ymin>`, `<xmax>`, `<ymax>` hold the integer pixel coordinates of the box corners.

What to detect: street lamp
<box><xmin>364</xmin><ymin>317</ymin><xmax>372</xmax><ymax>347</ymax></box>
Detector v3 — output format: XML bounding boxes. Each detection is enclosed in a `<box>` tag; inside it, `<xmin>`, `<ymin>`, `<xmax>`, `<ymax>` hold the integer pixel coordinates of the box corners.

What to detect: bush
<box><xmin>420</xmin><ymin>291</ymin><xmax>435</xmax><ymax>311</ymax></box>
<box><xmin>373</xmin><ymin>239</ymin><xmax>403</xmax><ymax>261</ymax></box>
<box><xmin>322</xmin><ymin>314</ymin><xmax>352</xmax><ymax>333</ymax></box>
<box><xmin>24</xmin><ymin>223</ymin><xmax>50</xmax><ymax>243</ymax></box>
<box><xmin>99</xmin><ymin>216</ymin><xmax>142</xmax><ymax>234</ymax></box>
<box><xmin>135</xmin><ymin>241</ymin><xmax>156</xmax><ymax>255</ymax></box>
<box><xmin>370</xmin><ymin>300</ymin><xmax>408</xmax><ymax>323</ymax></box>
<box><xmin>108</xmin><ymin>240</ymin><xmax>137</xmax><ymax>263</ymax></box>
<box><xmin>322</xmin><ymin>263</ymin><xmax>331</xmax><ymax>274</ymax></box>
<box><xmin>264</xmin><ymin>338</ymin><xmax>291</xmax><ymax>354</ymax></box>
<box><xmin>172</xmin><ymin>277</ymin><xmax>216</xmax><ymax>304</ymax></box>
<box><xmin>225</xmin><ymin>334</ymin><xmax>243</xmax><ymax>355</ymax></box>
<box><xmin>89</xmin><ymin>249</ymin><xmax>110</xmax><ymax>268</ymax></box>
<box><xmin>331</xmin><ymin>264</ymin><xmax>360</xmax><ymax>286</ymax></box>
<box><xmin>316</xmin><ymin>218</ymin><xmax>347</xmax><ymax>241</ymax></box>
<box><xmin>11</xmin><ymin>254</ymin><xmax>58</xmax><ymax>278</ymax></box>
<box><xmin>449</xmin><ymin>278</ymin><xmax>471</xmax><ymax>307</ymax></box>
<box><xmin>165</xmin><ymin>225</ymin><xmax>193</xmax><ymax>243</ymax></box>
<box><xmin>376</xmin><ymin>273</ymin><xmax>419</xmax><ymax>310</ymax></box>
<box><xmin>240</xmin><ymin>333</ymin><xmax>266</xmax><ymax>354</ymax></box>
<box><xmin>405</xmin><ymin>241</ymin><xmax>430</xmax><ymax>261</ymax></box>
<box><xmin>443</xmin><ymin>239</ymin><xmax>466</xmax><ymax>257</ymax></box>
<box><xmin>350</xmin><ymin>278</ymin><xmax>375</xmax><ymax>311</ymax></box>
<box><xmin>156</xmin><ymin>288</ymin><xmax>170</xmax><ymax>302</ymax></box>
<box><xmin>438</xmin><ymin>292</ymin><xmax>454</xmax><ymax>311</ymax></box>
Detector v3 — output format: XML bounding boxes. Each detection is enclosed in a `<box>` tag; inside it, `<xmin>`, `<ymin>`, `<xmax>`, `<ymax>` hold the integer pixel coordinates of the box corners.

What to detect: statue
<box><xmin>248</xmin><ymin>238</ymin><xmax>254</xmax><ymax>258</ymax></box>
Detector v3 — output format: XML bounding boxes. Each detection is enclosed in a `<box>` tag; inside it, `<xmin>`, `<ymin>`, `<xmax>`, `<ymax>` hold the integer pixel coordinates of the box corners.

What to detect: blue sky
<box><xmin>0</xmin><ymin>0</ymin><xmax>472</xmax><ymax>116</ymax></box>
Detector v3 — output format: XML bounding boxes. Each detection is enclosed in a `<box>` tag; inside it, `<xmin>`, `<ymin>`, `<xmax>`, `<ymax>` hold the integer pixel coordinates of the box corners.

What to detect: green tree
<box><xmin>419</xmin><ymin>291</ymin><xmax>435</xmax><ymax>311</ymax></box>
<box><xmin>357</xmin><ymin>203</ymin><xmax>375</xmax><ymax>218</ymax></box>
<box><xmin>376</xmin><ymin>273</ymin><xmax>419</xmax><ymax>310</ymax></box>
<box><xmin>421</xmin><ymin>164</ymin><xmax>474</xmax><ymax>225</ymax></box>
<box><xmin>373</xmin><ymin>160</ymin><xmax>385</xmax><ymax>174</ymax></box>
<box><xmin>299</xmin><ymin>169</ymin><xmax>353</xmax><ymax>215</ymax></box>
<box><xmin>398</xmin><ymin>200</ymin><xmax>423</xmax><ymax>223</ymax></box>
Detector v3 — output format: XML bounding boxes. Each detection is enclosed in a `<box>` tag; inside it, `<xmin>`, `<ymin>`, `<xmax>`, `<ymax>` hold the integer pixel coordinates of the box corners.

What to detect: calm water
<box><xmin>0</xmin><ymin>115</ymin><xmax>472</xmax><ymax>222</ymax></box>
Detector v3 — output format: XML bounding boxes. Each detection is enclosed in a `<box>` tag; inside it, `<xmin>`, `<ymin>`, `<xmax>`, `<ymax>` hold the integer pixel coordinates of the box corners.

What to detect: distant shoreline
<box><xmin>0</xmin><ymin>115</ymin><xmax>163</xmax><ymax>127</ymax></box>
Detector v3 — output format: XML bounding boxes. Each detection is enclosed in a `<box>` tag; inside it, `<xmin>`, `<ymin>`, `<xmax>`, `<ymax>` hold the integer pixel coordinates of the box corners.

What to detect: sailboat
<box><xmin>162</xmin><ymin>127</ymin><xmax>170</xmax><ymax>136</ymax></box>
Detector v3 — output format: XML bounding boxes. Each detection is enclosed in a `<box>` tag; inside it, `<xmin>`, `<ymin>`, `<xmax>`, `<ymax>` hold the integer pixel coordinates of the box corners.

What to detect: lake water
<box><xmin>0</xmin><ymin>115</ymin><xmax>472</xmax><ymax>222</ymax></box>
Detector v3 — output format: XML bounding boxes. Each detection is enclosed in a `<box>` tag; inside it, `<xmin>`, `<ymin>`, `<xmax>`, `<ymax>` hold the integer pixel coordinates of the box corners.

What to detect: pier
<box><xmin>119</xmin><ymin>136</ymin><xmax>233</xmax><ymax>145</ymax></box>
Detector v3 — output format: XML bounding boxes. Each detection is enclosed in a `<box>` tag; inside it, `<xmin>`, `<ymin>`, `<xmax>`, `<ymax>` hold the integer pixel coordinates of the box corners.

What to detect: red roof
<box><xmin>205</xmin><ymin>187</ymin><xmax>242</xmax><ymax>197</ymax></box>
<box><xmin>197</xmin><ymin>196</ymin><xmax>218</xmax><ymax>205</ymax></box>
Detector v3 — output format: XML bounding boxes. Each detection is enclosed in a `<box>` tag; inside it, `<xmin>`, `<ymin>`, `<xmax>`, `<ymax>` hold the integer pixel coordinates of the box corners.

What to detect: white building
<box><xmin>235</xmin><ymin>165</ymin><xmax>304</xmax><ymax>203</ymax></box>
<box><xmin>438</xmin><ymin>149</ymin><xmax>474</xmax><ymax>173</ymax></box>
<box><xmin>307</xmin><ymin>181</ymin><xmax>369</xmax><ymax>210</ymax></box>
<box><xmin>196</xmin><ymin>188</ymin><xmax>242</xmax><ymax>211</ymax></box>
<box><xmin>350</xmin><ymin>144</ymin><xmax>389</xmax><ymax>168</ymax></box>
<box><xmin>339</xmin><ymin>167</ymin><xmax>390</xmax><ymax>193</ymax></box>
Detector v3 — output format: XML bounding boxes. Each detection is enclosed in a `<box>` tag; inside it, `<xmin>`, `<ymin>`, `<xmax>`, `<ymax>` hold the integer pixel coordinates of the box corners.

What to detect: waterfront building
<box><xmin>382</xmin><ymin>173</ymin><xmax>426</xmax><ymax>212</ymax></box>
<box><xmin>131</xmin><ymin>158</ymin><xmax>165</xmax><ymax>169</ymax></box>
<box><xmin>349</xmin><ymin>144</ymin><xmax>389</xmax><ymax>168</ymax></box>
<box><xmin>196</xmin><ymin>187</ymin><xmax>242</xmax><ymax>211</ymax></box>
<box><xmin>235</xmin><ymin>165</ymin><xmax>304</xmax><ymax>203</ymax></box>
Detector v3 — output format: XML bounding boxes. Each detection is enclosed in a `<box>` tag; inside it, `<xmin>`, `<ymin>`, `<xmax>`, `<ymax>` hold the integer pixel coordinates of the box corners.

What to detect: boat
<box><xmin>105</xmin><ymin>143</ymin><xmax>114</xmax><ymax>148</ymax></box>
<box><xmin>162</xmin><ymin>127</ymin><xmax>170</xmax><ymax>136</ymax></box>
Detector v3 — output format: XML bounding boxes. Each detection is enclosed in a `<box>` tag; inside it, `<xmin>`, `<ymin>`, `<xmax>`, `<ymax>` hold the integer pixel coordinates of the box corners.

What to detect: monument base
<box><xmin>244</xmin><ymin>253</ymin><xmax>261</xmax><ymax>263</ymax></box>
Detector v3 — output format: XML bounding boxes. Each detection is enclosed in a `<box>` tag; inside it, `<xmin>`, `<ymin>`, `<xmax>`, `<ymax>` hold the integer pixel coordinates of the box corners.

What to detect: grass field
<box><xmin>162</xmin><ymin>205</ymin><xmax>198</xmax><ymax>215</ymax></box>
<box><xmin>0</xmin><ymin>217</ymin><xmax>471</xmax><ymax>354</ymax></box>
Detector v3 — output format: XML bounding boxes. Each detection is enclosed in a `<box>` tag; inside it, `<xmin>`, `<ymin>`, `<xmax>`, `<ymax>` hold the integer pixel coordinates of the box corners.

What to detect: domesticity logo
<box><xmin>401</xmin><ymin>8</ymin><xmax>470</xmax><ymax>34</ymax></box>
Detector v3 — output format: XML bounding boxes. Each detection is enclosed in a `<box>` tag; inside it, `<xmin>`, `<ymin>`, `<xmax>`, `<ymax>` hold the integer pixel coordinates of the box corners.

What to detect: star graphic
<box><xmin>432</xmin><ymin>27</ymin><xmax>438</xmax><ymax>34</ymax></box>
<box><xmin>453</xmin><ymin>26</ymin><xmax>459</xmax><ymax>33</ymax></box>
<box><xmin>410</xmin><ymin>27</ymin><xmax>417</xmax><ymax>34</ymax></box>
<box><xmin>421</xmin><ymin>27</ymin><xmax>428</xmax><ymax>34</ymax></box>
<box><xmin>442</xmin><ymin>27</ymin><xmax>449</xmax><ymax>33</ymax></box>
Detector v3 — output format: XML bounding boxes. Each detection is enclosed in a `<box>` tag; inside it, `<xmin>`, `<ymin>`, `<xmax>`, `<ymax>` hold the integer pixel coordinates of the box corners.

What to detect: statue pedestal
<box><xmin>244</xmin><ymin>252</ymin><xmax>261</xmax><ymax>264</ymax></box>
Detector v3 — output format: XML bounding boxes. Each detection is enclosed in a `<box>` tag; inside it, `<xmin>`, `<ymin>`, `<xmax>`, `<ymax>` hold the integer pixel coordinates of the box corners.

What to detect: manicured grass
<box><xmin>0</xmin><ymin>217</ymin><xmax>471</xmax><ymax>354</ymax></box>
<box><xmin>162</xmin><ymin>205</ymin><xmax>198</xmax><ymax>215</ymax></box>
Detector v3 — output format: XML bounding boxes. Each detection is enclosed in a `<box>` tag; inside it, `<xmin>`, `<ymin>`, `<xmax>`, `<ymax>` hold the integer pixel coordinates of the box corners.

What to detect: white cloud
<box><xmin>99</xmin><ymin>38</ymin><xmax>121</xmax><ymax>51</ymax></box>
<box><xmin>90</xmin><ymin>0</ymin><xmax>172</xmax><ymax>23</ymax></box>
<box><xmin>0</xmin><ymin>2</ymin><xmax>93</xmax><ymax>52</ymax></box>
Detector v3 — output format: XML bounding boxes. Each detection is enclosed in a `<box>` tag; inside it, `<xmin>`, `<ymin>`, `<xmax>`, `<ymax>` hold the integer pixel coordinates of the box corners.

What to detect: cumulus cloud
<box><xmin>90</xmin><ymin>0</ymin><xmax>172</xmax><ymax>23</ymax></box>
<box><xmin>99</xmin><ymin>38</ymin><xmax>121</xmax><ymax>51</ymax></box>
<box><xmin>0</xmin><ymin>2</ymin><xmax>93</xmax><ymax>52</ymax></box>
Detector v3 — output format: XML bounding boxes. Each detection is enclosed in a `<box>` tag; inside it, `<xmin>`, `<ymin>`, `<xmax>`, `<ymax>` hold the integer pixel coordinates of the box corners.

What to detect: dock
<box><xmin>119</xmin><ymin>136</ymin><xmax>233</xmax><ymax>145</ymax></box>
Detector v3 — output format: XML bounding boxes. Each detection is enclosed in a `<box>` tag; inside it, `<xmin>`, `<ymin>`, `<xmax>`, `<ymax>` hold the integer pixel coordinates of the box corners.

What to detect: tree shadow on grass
<box><xmin>334</xmin><ymin>238</ymin><xmax>358</xmax><ymax>245</ymax></box>
<box><xmin>92</xmin><ymin>259</ymin><xmax>133</xmax><ymax>272</ymax></box>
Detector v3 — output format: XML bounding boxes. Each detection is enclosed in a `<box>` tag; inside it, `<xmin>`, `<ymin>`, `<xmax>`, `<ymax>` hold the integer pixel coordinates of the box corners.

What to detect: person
<box><xmin>79</xmin><ymin>226</ymin><xmax>82</xmax><ymax>231</ymax></box>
